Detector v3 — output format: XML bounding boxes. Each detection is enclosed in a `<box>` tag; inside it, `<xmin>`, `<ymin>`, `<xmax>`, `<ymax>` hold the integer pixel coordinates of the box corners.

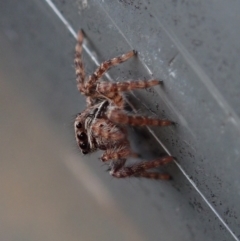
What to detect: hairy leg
<box><xmin>109</xmin><ymin>156</ymin><xmax>173</xmax><ymax>179</ymax></box>
<box><xmin>88</xmin><ymin>50</ymin><xmax>136</xmax><ymax>85</ymax></box>
<box><xmin>101</xmin><ymin>147</ymin><xmax>138</xmax><ymax>162</ymax></box>
<box><xmin>107</xmin><ymin>109</ymin><xmax>174</xmax><ymax>126</ymax></box>
<box><xmin>75</xmin><ymin>30</ymin><xmax>86</xmax><ymax>93</ymax></box>
<box><xmin>96</xmin><ymin>79</ymin><xmax>160</xmax><ymax>108</ymax></box>
<box><xmin>97</xmin><ymin>79</ymin><xmax>161</xmax><ymax>94</ymax></box>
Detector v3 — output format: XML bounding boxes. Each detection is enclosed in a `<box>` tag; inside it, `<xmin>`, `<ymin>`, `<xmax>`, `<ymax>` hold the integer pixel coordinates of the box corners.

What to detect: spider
<box><xmin>74</xmin><ymin>30</ymin><xmax>174</xmax><ymax>180</ymax></box>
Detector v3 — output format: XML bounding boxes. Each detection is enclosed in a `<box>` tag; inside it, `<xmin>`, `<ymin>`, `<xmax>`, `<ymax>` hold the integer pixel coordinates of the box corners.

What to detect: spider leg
<box><xmin>107</xmin><ymin>93</ymin><xmax>125</xmax><ymax>108</ymax></box>
<box><xmin>101</xmin><ymin>147</ymin><xmax>139</xmax><ymax>162</ymax></box>
<box><xmin>88</xmin><ymin>50</ymin><xmax>136</xmax><ymax>84</ymax></box>
<box><xmin>75</xmin><ymin>30</ymin><xmax>86</xmax><ymax>93</ymax></box>
<box><xmin>97</xmin><ymin>79</ymin><xmax>161</xmax><ymax>94</ymax></box>
<box><xmin>96</xmin><ymin>79</ymin><xmax>161</xmax><ymax>109</ymax></box>
<box><xmin>107</xmin><ymin>109</ymin><xmax>174</xmax><ymax>126</ymax></box>
<box><xmin>109</xmin><ymin>156</ymin><xmax>173</xmax><ymax>179</ymax></box>
<box><xmin>133</xmin><ymin>172</ymin><xmax>171</xmax><ymax>180</ymax></box>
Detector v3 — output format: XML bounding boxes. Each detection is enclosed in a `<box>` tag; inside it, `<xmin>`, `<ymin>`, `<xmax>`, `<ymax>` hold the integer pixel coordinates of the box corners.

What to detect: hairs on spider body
<box><xmin>74</xmin><ymin>30</ymin><xmax>174</xmax><ymax>180</ymax></box>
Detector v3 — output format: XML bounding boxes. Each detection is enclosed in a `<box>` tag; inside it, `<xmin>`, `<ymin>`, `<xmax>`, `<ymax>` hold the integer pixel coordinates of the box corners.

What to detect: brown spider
<box><xmin>74</xmin><ymin>30</ymin><xmax>174</xmax><ymax>180</ymax></box>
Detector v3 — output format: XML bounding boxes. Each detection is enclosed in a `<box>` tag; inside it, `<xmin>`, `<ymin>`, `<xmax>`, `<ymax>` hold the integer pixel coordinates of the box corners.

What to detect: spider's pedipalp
<box><xmin>134</xmin><ymin>172</ymin><xmax>172</xmax><ymax>180</ymax></box>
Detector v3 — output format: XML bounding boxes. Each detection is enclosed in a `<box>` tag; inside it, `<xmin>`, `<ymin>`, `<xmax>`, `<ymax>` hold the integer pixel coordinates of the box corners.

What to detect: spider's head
<box><xmin>74</xmin><ymin>114</ymin><xmax>91</xmax><ymax>155</ymax></box>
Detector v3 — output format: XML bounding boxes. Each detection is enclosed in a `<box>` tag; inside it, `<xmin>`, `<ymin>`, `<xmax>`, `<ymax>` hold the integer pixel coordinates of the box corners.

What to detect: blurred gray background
<box><xmin>0</xmin><ymin>0</ymin><xmax>240</xmax><ymax>240</ymax></box>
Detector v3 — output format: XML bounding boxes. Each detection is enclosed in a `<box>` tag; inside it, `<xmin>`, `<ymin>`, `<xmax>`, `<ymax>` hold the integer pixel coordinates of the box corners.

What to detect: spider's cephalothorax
<box><xmin>74</xmin><ymin>30</ymin><xmax>174</xmax><ymax>180</ymax></box>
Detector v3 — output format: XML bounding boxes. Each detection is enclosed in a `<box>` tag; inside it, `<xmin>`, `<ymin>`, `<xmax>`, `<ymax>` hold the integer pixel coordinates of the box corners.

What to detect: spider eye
<box><xmin>82</xmin><ymin>150</ymin><xmax>88</xmax><ymax>155</ymax></box>
<box><xmin>79</xmin><ymin>142</ymin><xmax>88</xmax><ymax>149</ymax></box>
<box><xmin>76</xmin><ymin>122</ymin><xmax>82</xmax><ymax>129</ymax></box>
<box><xmin>77</xmin><ymin>132</ymin><xmax>87</xmax><ymax>140</ymax></box>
